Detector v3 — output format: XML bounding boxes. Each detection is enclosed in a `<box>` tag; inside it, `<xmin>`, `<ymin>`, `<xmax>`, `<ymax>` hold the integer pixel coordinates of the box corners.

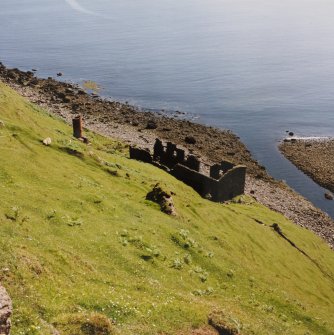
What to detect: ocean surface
<box><xmin>2</xmin><ymin>0</ymin><xmax>334</xmax><ymax>216</ymax></box>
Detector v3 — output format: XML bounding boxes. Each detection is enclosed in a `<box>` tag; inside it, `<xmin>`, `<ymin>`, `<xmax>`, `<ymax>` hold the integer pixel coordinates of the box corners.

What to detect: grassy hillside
<box><xmin>0</xmin><ymin>81</ymin><xmax>334</xmax><ymax>335</ymax></box>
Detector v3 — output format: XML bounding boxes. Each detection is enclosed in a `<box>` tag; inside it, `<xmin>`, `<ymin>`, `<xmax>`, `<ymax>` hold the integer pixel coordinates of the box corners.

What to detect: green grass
<box><xmin>0</xmin><ymin>81</ymin><xmax>334</xmax><ymax>335</ymax></box>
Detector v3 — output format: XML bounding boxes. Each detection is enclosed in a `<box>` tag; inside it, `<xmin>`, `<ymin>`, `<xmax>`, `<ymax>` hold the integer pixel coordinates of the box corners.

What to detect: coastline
<box><xmin>1</xmin><ymin>62</ymin><xmax>334</xmax><ymax>249</ymax></box>
<box><xmin>280</xmin><ymin>138</ymin><xmax>334</xmax><ymax>194</ymax></box>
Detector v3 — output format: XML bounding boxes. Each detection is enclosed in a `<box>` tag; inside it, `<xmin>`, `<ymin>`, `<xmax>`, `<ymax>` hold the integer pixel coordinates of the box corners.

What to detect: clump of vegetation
<box><xmin>54</xmin><ymin>312</ymin><xmax>115</xmax><ymax>335</ymax></box>
<box><xmin>208</xmin><ymin>310</ymin><xmax>242</xmax><ymax>335</ymax></box>
<box><xmin>5</xmin><ymin>206</ymin><xmax>20</xmax><ymax>221</ymax></box>
<box><xmin>192</xmin><ymin>287</ymin><xmax>214</xmax><ymax>296</ymax></box>
<box><xmin>190</xmin><ymin>266</ymin><xmax>209</xmax><ymax>282</ymax></box>
<box><xmin>82</xmin><ymin>80</ymin><xmax>101</xmax><ymax>93</ymax></box>
<box><xmin>171</xmin><ymin>229</ymin><xmax>199</xmax><ymax>249</ymax></box>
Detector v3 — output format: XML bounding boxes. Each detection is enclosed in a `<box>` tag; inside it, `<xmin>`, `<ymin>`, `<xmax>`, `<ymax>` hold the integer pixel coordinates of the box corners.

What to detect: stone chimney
<box><xmin>72</xmin><ymin>115</ymin><xmax>83</xmax><ymax>139</ymax></box>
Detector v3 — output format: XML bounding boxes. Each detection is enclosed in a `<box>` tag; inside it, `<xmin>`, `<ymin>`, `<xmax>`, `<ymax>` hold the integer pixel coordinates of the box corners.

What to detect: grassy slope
<box><xmin>0</xmin><ymin>82</ymin><xmax>334</xmax><ymax>335</ymax></box>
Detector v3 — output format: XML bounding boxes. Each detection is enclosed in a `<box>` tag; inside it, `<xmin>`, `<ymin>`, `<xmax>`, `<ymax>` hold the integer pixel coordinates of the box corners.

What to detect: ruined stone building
<box><xmin>129</xmin><ymin>139</ymin><xmax>246</xmax><ymax>202</ymax></box>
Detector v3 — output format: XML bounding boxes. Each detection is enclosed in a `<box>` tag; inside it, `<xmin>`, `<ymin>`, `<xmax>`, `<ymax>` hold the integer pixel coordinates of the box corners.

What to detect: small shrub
<box><xmin>227</xmin><ymin>269</ymin><xmax>235</xmax><ymax>278</ymax></box>
<box><xmin>192</xmin><ymin>287</ymin><xmax>214</xmax><ymax>296</ymax></box>
<box><xmin>46</xmin><ymin>210</ymin><xmax>57</xmax><ymax>220</ymax></box>
<box><xmin>171</xmin><ymin>258</ymin><xmax>183</xmax><ymax>270</ymax></box>
<box><xmin>190</xmin><ymin>266</ymin><xmax>209</xmax><ymax>282</ymax></box>
<box><xmin>67</xmin><ymin>216</ymin><xmax>83</xmax><ymax>227</ymax></box>
<box><xmin>5</xmin><ymin>206</ymin><xmax>20</xmax><ymax>221</ymax></box>
<box><xmin>171</xmin><ymin>229</ymin><xmax>199</xmax><ymax>250</ymax></box>
<box><xmin>183</xmin><ymin>253</ymin><xmax>192</xmax><ymax>265</ymax></box>
<box><xmin>206</xmin><ymin>251</ymin><xmax>215</xmax><ymax>258</ymax></box>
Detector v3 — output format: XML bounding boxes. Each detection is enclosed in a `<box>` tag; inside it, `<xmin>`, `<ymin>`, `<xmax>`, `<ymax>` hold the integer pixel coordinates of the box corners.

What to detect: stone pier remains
<box><xmin>129</xmin><ymin>139</ymin><xmax>246</xmax><ymax>202</ymax></box>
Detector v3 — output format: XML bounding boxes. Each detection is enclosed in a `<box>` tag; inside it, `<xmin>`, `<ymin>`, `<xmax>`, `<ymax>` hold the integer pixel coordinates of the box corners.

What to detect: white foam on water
<box><xmin>64</xmin><ymin>0</ymin><xmax>100</xmax><ymax>16</ymax></box>
<box><xmin>286</xmin><ymin>136</ymin><xmax>332</xmax><ymax>141</ymax></box>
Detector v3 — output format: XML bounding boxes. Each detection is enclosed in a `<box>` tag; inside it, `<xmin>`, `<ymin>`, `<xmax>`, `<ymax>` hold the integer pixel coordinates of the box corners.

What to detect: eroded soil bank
<box><xmin>280</xmin><ymin>138</ymin><xmax>334</xmax><ymax>193</ymax></box>
<box><xmin>1</xmin><ymin>62</ymin><xmax>334</xmax><ymax>249</ymax></box>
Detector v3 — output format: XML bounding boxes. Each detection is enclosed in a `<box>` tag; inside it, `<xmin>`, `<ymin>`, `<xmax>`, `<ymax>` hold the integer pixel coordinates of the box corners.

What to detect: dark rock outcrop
<box><xmin>146</xmin><ymin>183</ymin><xmax>176</xmax><ymax>215</ymax></box>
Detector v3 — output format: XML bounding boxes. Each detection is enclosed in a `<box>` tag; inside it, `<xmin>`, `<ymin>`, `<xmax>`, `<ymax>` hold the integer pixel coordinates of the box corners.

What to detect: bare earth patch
<box><xmin>175</xmin><ymin>327</ymin><xmax>218</xmax><ymax>335</ymax></box>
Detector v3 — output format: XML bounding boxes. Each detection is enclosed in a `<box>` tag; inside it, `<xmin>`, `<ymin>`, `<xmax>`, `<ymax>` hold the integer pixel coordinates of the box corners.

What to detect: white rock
<box><xmin>42</xmin><ymin>137</ymin><xmax>52</xmax><ymax>146</ymax></box>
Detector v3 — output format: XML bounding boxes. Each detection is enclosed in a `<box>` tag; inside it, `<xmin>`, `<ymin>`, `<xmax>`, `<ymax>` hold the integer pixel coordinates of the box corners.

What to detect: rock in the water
<box><xmin>56</xmin><ymin>72</ymin><xmax>63</xmax><ymax>77</ymax></box>
<box><xmin>146</xmin><ymin>120</ymin><xmax>157</xmax><ymax>130</ymax></box>
<box><xmin>42</xmin><ymin>137</ymin><xmax>52</xmax><ymax>146</ymax></box>
<box><xmin>324</xmin><ymin>192</ymin><xmax>333</xmax><ymax>200</ymax></box>
<box><xmin>289</xmin><ymin>132</ymin><xmax>294</xmax><ymax>136</ymax></box>
<box><xmin>184</xmin><ymin>136</ymin><xmax>196</xmax><ymax>145</ymax></box>
<box><xmin>0</xmin><ymin>286</ymin><xmax>12</xmax><ymax>335</ymax></box>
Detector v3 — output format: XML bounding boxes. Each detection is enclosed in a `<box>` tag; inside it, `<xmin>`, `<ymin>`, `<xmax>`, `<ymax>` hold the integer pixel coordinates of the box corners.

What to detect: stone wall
<box><xmin>0</xmin><ymin>286</ymin><xmax>12</xmax><ymax>335</ymax></box>
<box><xmin>171</xmin><ymin>164</ymin><xmax>214</xmax><ymax>197</ymax></box>
<box><xmin>213</xmin><ymin>165</ymin><xmax>246</xmax><ymax>202</ymax></box>
<box><xmin>154</xmin><ymin>140</ymin><xmax>200</xmax><ymax>172</ymax></box>
<box><xmin>129</xmin><ymin>146</ymin><xmax>152</xmax><ymax>164</ymax></box>
<box><xmin>171</xmin><ymin>164</ymin><xmax>246</xmax><ymax>202</ymax></box>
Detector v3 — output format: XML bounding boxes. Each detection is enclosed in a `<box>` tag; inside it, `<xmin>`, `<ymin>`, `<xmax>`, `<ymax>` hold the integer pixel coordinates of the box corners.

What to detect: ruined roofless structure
<box><xmin>129</xmin><ymin>139</ymin><xmax>246</xmax><ymax>202</ymax></box>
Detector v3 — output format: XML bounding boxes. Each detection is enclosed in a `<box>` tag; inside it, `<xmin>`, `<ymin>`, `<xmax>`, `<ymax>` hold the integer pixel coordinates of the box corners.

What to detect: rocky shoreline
<box><xmin>280</xmin><ymin>138</ymin><xmax>334</xmax><ymax>195</ymax></box>
<box><xmin>1</xmin><ymin>63</ymin><xmax>334</xmax><ymax>249</ymax></box>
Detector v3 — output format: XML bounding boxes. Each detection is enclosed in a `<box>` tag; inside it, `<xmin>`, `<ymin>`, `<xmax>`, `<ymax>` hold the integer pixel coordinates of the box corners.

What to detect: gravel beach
<box><xmin>280</xmin><ymin>138</ymin><xmax>334</xmax><ymax>194</ymax></box>
<box><xmin>1</xmin><ymin>63</ymin><xmax>334</xmax><ymax>249</ymax></box>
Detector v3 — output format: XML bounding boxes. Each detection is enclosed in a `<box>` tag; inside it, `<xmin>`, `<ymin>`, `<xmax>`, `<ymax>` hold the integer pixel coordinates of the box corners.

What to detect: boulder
<box><xmin>146</xmin><ymin>120</ymin><xmax>157</xmax><ymax>130</ymax></box>
<box><xmin>42</xmin><ymin>137</ymin><xmax>52</xmax><ymax>146</ymax></box>
<box><xmin>0</xmin><ymin>286</ymin><xmax>12</xmax><ymax>335</ymax></box>
<box><xmin>185</xmin><ymin>136</ymin><xmax>196</xmax><ymax>145</ymax></box>
<box><xmin>325</xmin><ymin>192</ymin><xmax>333</xmax><ymax>200</ymax></box>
